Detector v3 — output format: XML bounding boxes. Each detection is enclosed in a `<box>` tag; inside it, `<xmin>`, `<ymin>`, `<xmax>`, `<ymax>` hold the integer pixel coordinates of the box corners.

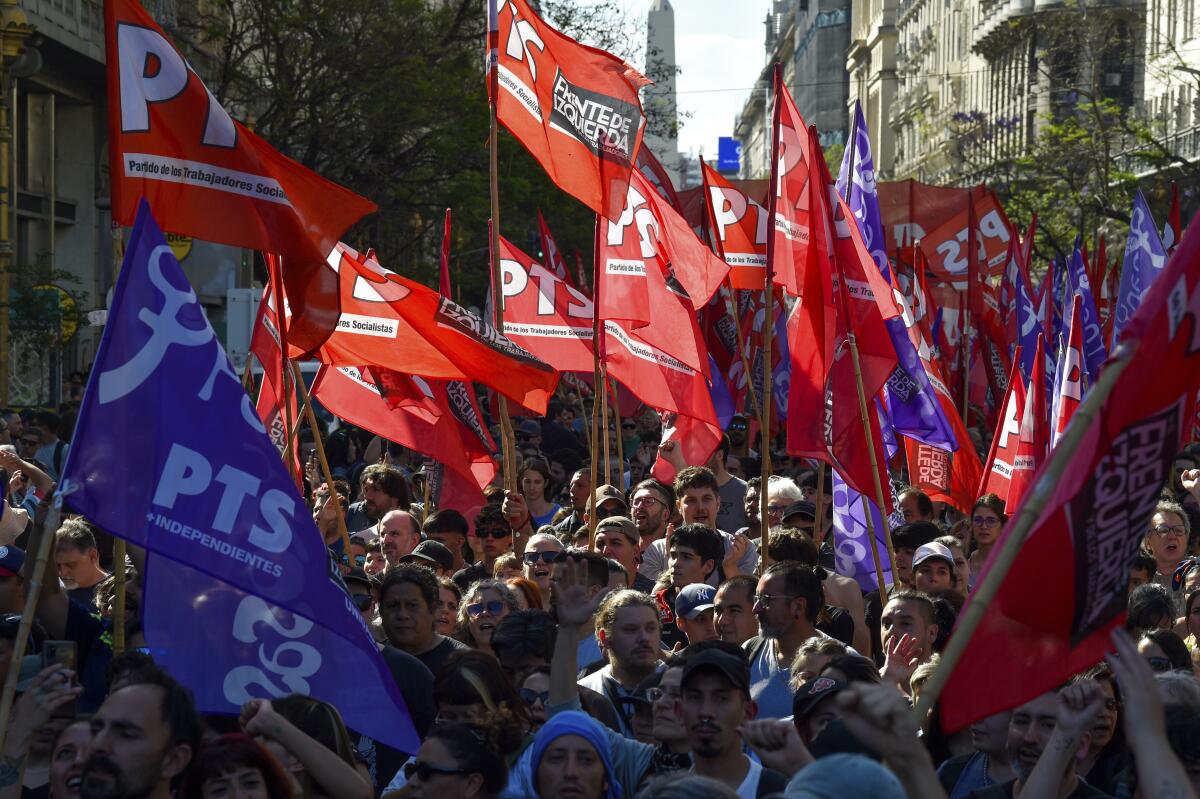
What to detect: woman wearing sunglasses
<box><xmin>456</xmin><ymin>580</ymin><xmax>520</xmax><ymax>655</ymax></box>
<box><xmin>967</xmin><ymin>494</ymin><xmax>1006</xmax><ymax>578</ymax></box>
<box><xmin>385</xmin><ymin>719</ymin><xmax>518</xmax><ymax>799</ymax></box>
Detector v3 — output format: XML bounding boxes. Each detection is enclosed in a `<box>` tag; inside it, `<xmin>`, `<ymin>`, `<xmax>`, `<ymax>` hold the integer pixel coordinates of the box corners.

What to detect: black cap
<box><xmin>400</xmin><ymin>540</ymin><xmax>454</xmax><ymax>572</ymax></box>
<box><xmin>781</xmin><ymin>500</ymin><xmax>817</xmax><ymax>523</ymax></box>
<box><xmin>343</xmin><ymin>568</ymin><xmax>374</xmax><ymax>591</ymax></box>
<box><xmin>681</xmin><ymin>644</ymin><xmax>750</xmax><ymax>698</ymax></box>
<box><xmin>890</xmin><ymin>521</ymin><xmax>941</xmax><ymax>551</ymax></box>
<box><xmin>792</xmin><ymin>675</ymin><xmax>847</xmax><ymax>719</ymax></box>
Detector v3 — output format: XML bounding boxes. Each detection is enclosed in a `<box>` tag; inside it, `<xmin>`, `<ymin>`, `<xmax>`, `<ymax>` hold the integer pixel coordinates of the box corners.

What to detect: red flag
<box><xmin>1006</xmin><ymin>335</ymin><xmax>1047</xmax><ymax>512</ymax></box>
<box><xmin>977</xmin><ymin>349</ymin><xmax>1026</xmax><ymax>504</ymax></box>
<box><xmin>897</xmin><ymin>246</ymin><xmax>982</xmax><ymax>512</ymax></box>
<box><xmin>574</xmin><ymin>250</ymin><xmax>590</xmax><ymax>296</ymax></box>
<box><xmin>1053</xmin><ymin>295</ymin><xmax>1085</xmax><ymax>447</ymax></box>
<box><xmin>440</xmin><ymin>209</ymin><xmax>453</xmax><ymax>299</ymax></box>
<box><xmin>312</xmin><ymin>366</ymin><xmax>494</xmax><ymax>523</ymax></box>
<box><xmin>106</xmin><ymin>0</ymin><xmax>375</xmax><ymax>352</ymax></box>
<box><xmin>598</xmin><ymin>170</ymin><xmax>730</xmax><ymax>371</ymax></box>
<box><xmin>489</xmin><ymin>0</ymin><xmax>649</xmax><ymax>221</ymax></box>
<box><xmin>635</xmin><ymin>144</ymin><xmax>684</xmax><ymax>213</ymax></box>
<box><xmin>785</xmin><ymin>124</ymin><xmax>899</xmax><ymax>509</ymax></box>
<box><xmin>942</xmin><ymin>208</ymin><xmax>1200</xmax><ymax>733</ymax></box>
<box><xmin>498</xmin><ymin>236</ymin><xmax>595</xmax><ymax>373</ymax></box>
<box><xmin>249</xmin><ymin>280</ymin><xmax>300</xmax><ymax>484</ymax></box>
<box><xmin>309</xmin><ymin>243</ymin><xmax>560</xmax><ymax>413</ymax></box>
<box><xmin>767</xmin><ymin>75</ymin><xmax>820</xmax><ymax>299</ymax></box>
<box><xmin>536</xmin><ymin>210</ymin><xmax>575</xmax><ymax>285</ymax></box>
<box><xmin>702</xmin><ymin>160</ymin><xmax>767</xmax><ymax>290</ymax></box>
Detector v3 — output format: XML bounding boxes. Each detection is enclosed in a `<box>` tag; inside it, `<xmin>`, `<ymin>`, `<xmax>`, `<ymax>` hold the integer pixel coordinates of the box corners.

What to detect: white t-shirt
<box><xmin>639</xmin><ymin>532</ymin><xmax>759</xmax><ymax>587</ymax></box>
<box><xmin>692</xmin><ymin>756</ymin><xmax>762</xmax><ymax>799</ymax></box>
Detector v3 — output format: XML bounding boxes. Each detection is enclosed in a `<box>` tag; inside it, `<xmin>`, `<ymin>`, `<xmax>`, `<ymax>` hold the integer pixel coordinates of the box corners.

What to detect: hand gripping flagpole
<box><xmin>487</xmin><ymin>4</ymin><xmax>518</xmax><ymax>500</ymax></box>
<box><xmin>833</xmin><ymin>118</ymin><xmax>898</xmax><ymax>581</ymax></box>
<box><xmin>0</xmin><ymin>487</ymin><xmax>65</xmax><ymax>753</ymax></box>
<box><xmin>759</xmin><ymin>63</ymin><xmax>784</xmax><ymax>573</ymax></box>
<box><xmin>912</xmin><ymin>348</ymin><xmax>1133</xmax><ymax>725</ymax></box>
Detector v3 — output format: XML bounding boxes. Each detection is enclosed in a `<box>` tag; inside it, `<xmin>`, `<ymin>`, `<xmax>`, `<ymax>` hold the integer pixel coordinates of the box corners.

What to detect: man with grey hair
<box><xmin>1145</xmin><ymin>499</ymin><xmax>1191</xmax><ymax>614</ymax></box>
<box><xmin>55</xmin><ymin>519</ymin><xmax>110</xmax><ymax>607</ymax></box>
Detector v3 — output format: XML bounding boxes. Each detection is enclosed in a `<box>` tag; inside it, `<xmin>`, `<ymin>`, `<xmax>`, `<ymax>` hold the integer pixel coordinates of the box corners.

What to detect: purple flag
<box><xmin>831</xmin><ymin>469</ymin><xmax>901</xmax><ymax>592</ymax></box>
<box><xmin>837</xmin><ymin>102</ymin><xmax>956</xmax><ymax>451</ymax></box>
<box><xmin>61</xmin><ymin>201</ymin><xmax>418</xmax><ymax>753</ymax></box>
<box><xmin>1114</xmin><ymin>191</ymin><xmax>1168</xmax><ymax>342</ymax></box>
<box><xmin>1066</xmin><ymin>243</ymin><xmax>1108</xmax><ymax>378</ymax></box>
<box><xmin>1005</xmin><ymin>242</ymin><xmax>1041</xmax><ymax>382</ymax></box>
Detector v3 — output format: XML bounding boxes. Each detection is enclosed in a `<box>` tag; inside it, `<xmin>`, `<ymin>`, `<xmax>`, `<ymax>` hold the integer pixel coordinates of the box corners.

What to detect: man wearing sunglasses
<box><xmin>453</xmin><ymin>506</ymin><xmax>513</xmax><ymax>591</ymax></box>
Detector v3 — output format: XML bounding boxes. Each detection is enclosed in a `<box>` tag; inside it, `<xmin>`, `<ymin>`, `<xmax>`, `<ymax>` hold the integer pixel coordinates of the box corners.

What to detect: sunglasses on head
<box><xmin>520</xmin><ymin>688</ymin><xmax>550</xmax><ymax>705</ymax></box>
<box><xmin>403</xmin><ymin>760</ymin><xmax>468</xmax><ymax>781</ymax></box>
<box><xmin>475</xmin><ymin>527</ymin><xmax>511</xmax><ymax>539</ymax></box>
<box><xmin>523</xmin><ymin>550</ymin><xmax>565</xmax><ymax>565</ymax></box>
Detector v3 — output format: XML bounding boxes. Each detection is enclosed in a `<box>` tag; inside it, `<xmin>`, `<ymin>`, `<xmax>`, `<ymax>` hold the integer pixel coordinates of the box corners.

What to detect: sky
<box><xmin>629</xmin><ymin>0</ymin><xmax>772</xmax><ymax>159</ymax></box>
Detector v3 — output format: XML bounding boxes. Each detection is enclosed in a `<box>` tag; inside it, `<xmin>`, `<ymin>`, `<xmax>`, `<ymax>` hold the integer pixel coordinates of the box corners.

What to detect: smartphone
<box><xmin>42</xmin><ymin>640</ymin><xmax>78</xmax><ymax>718</ymax></box>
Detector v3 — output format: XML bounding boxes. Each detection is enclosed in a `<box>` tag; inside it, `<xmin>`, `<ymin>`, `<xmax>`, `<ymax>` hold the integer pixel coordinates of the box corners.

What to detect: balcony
<box><xmin>23</xmin><ymin>0</ymin><xmax>105</xmax><ymax>63</ymax></box>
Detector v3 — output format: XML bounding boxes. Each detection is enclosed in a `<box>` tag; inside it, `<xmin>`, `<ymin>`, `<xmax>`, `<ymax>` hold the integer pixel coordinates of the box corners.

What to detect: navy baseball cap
<box><xmin>675</xmin><ymin>583</ymin><xmax>717</xmax><ymax>620</ymax></box>
<box><xmin>0</xmin><ymin>545</ymin><xmax>25</xmax><ymax>578</ymax></box>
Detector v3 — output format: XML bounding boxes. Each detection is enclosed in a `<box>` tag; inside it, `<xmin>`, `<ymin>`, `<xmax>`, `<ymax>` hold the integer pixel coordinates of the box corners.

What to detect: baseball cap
<box><xmin>792</xmin><ymin>675</ymin><xmax>847</xmax><ymax>719</ymax></box>
<box><xmin>675</xmin><ymin>583</ymin><xmax>717</xmax><ymax>620</ymax></box>
<box><xmin>401</xmin><ymin>540</ymin><xmax>454</xmax><ymax>572</ymax></box>
<box><xmin>595</xmin><ymin>516</ymin><xmax>639</xmax><ymax>547</ymax></box>
<box><xmin>783</xmin><ymin>753</ymin><xmax>905</xmax><ymax>798</ymax></box>
<box><xmin>681</xmin><ymin>643</ymin><xmax>750</xmax><ymax>697</ymax></box>
<box><xmin>343</xmin><ymin>568</ymin><xmax>374</xmax><ymax>591</ymax></box>
<box><xmin>781</xmin><ymin>500</ymin><xmax>817</xmax><ymax>524</ymax></box>
<box><xmin>912</xmin><ymin>541</ymin><xmax>955</xmax><ymax>570</ymax></box>
<box><xmin>0</xmin><ymin>545</ymin><xmax>25</xmax><ymax>578</ymax></box>
<box><xmin>890</xmin><ymin>521</ymin><xmax>941</xmax><ymax>551</ymax></box>
<box><xmin>517</xmin><ymin>419</ymin><xmax>541</xmax><ymax>437</ymax></box>
<box><xmin>592</xmin><ymin>485</ymin><xmax>628</xmax><ymax>511</ymax></box>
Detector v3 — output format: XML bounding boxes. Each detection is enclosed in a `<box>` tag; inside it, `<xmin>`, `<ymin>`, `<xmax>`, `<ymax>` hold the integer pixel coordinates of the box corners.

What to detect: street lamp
<box><xmin>0</xmin><ymin>0</ymin><xmax>32</xmax><ymax>407</ymax></box>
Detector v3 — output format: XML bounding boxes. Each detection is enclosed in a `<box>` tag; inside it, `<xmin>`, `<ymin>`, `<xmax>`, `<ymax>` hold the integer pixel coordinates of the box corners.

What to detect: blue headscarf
<box><xmin>529</xmin><ymin>711</ymin><xmax>621</xmax><ymax>799</ymax></box>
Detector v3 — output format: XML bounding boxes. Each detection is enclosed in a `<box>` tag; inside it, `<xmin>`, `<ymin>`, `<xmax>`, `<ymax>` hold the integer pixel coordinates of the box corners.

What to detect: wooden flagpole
<box><xmin>588</xmin><ymin>216</ymin><xmax>602</xmax><ymax>550</ymax></box>
<box><xmin>813</xmin><ymin>464</ymin><xmax>826</xmax><ymax>544</ymax></box>
<box><xmin>913</xmin><ymin>351</ymin><xmax>1133</xmax><ymax>723</ymax></box>
<box><xmin>112</xmin><ymin>539</ymin><xmax>126</xmax><ymax>656</ymax></box>
<box><xmin>612</xmin><ymin>378</ymin><xmax>624</xmax><ymax>489</ymax></box>
<box><xmin>488</xmin><ymin>106</ymin><xmax>517</xmax><ymax>494</ymax></box>
<box><xmin>860</xmin><ymin>494</ymin><xmax>888</xmax><ymax>597</ymax></box>
<box><xmin>839</xmin><ymin>111</ymin><xmax>898</xmax><ymax>579</ymax></box>
<box><xmin>291</xmin><ymin>361</ymin><xmax>352</xmax><ymax>556</ymax></box>
<box><xmin>601</xmin><ymin>365</ymin><xmax>611</xmax><ymax>487</ymax></box>
<box><xmin>759</xmin><ymin>63</ymin><xmax>784</xmax><ymax>572</ymax></box>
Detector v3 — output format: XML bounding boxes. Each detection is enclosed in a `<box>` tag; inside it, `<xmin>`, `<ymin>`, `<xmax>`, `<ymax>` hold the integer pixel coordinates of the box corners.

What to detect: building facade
<box><xmin>9</xmin><ymin>0</ymin><xmax>252</xmax><ymax>406</ymax></box>
<box><xmin>735</xmin><ymin>0</ymin><xmax>852</xmax><ymax>179</ymax></box>
<box><xmin>847</xmin><ymin>0</ymin><xmax>899</xmax><ymax>176</ymax></box>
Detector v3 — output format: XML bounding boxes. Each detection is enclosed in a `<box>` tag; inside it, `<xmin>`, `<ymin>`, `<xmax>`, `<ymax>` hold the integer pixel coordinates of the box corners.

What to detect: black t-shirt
<box><xmin>67</xmin><ymin>583</ymin><xmax>100</xmax><ymax>610</ymax></box>
<box><xmin>965</xmin><ymin>777</ymin><xmax>1114</xmax><ymax>799</ymax></box>
<box><xmin>816</xmin><ymin>605</ymin><xmax>855</xmax><ymax>647</ymax></box>
<box><xmin>755</xmin><ymin>766</ymin><xmax>790</xmax><ymax>797</ymax></box>
<box><xmin>414</xmin><ymin>635</ymin><xmax>469</xmax><ymax>676</ymax></box>
<box><xmin>375</xmin><ymin>646</ymin><xmax>435</xmax><ymax>794</ymax></box>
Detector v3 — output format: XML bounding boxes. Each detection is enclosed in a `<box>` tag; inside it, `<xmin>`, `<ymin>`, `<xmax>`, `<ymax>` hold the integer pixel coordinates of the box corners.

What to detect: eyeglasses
<box><xmin>632</xmin><ymin>495</ymin><xmax>665</xmax><ymax>509</ymax></box>
<box><xmin>523</xmin><ymin>551</ymin><xmax>565</xmax><ymax>564</ymax></box>
<box><xmin>351</xmin><ymin>594</ymin><xmax>373</xmax><ymax>611</ymax></box>
<box><xmin>467</xmin><ymin>600</ymin><xmax>505</xmax><ymax>618</ymax></box>
<box><xmin>621</xmin><ymin>423</ymin><xmax>636</xmax><ymax>430</ymax></box>
<box><xmin>972</xmin><ymin>516</ymin><xmax>1000</xmax><ymax>527</ymax></box>
<box><xmin>403</xmin><ymin>760</ymin><xmax>469</xmax><ymax>781</ymax></box>
<box><xmin>340</xmin><ymin>554</ymin><xmax>367</xmax><ymax>567</ymax></box>
<box><xmin>519</xmin><ymin>688</ymin><xmax>550</xmax><ymax>705</ymax></box>
<box><xmin>767</xmin><ymin>504</ymin><xmax>789</xmax><ymax>515</ymax></box>
<box><xmin>753</xmin><ymin>594</ymin><xmax>796</xmax><ymax>607</ymax></box>
<box><xmin>475</xmin><ymin>527</ymin><xmax>511</xmax><ymax>539</ymax></box>
<box><xmin>647</xmin><ymin>687</ymin><xmax>679</xmax><ymax>703</ymax></box>
<box><xmin>1146</xmin><ymin>656</ymin><xmax>1173</xmax><ymax>673</ymax></box>
<box><xmin>1152</xmin><ymin>525</ymin><xmax>1187</xmax><ymax>538</ymax></box>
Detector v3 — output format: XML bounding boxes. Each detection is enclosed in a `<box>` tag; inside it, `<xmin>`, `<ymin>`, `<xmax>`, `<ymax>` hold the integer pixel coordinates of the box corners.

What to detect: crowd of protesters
<box><xmin>0</xmin><ymin>390</ymin><xmax>1199</xmax><ymax>799</ymax></box>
